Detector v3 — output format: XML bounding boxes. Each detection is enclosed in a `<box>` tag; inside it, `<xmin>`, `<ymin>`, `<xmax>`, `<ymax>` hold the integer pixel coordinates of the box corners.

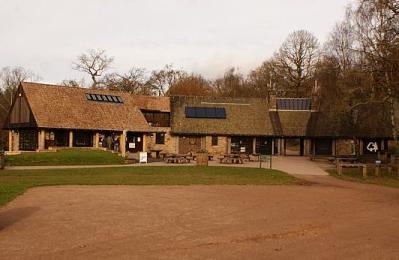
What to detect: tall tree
<box><xmin>73</xmin><ymin>49</ymin><xmax>113</xmax><ymax>88</ymax></box>
<box><xmin>0</xmin><ymin>66</ymin><xmax>39</xmax><ymax>114</ymax></box>
<box><xmin>147</xmin><ymin>64</ymin><xmax>186</xmax><ymax>96</ymax></box>
<box><xmin>167</xmin><ymin>74</ymin><xmax>213</xmax><ymax>96</ymax></box>
<box><xmin>213</xmin><ymin>67</ymin><xmax>249</xmax><ymax>97</ymax></box>
<box><xmin>274</xmin><ymin>30</ymin><xmax>320</xmax><ymax>97</ymax></box>
<box><xmin>103</xmin><ymin>68</ymin><xmax>155</xmax><ymax>95</ymax></box>
<box><xmin>349</xmin><ymin>0</ymin><xmax>399</xmax><ymax>144</ymax></box>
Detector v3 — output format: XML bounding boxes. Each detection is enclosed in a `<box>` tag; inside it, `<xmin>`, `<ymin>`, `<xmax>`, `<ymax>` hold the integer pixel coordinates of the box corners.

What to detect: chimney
<box><xmin>269</xmin><ymin>95</ymin><xmax>277</xmax><ymax>110</ymax></box>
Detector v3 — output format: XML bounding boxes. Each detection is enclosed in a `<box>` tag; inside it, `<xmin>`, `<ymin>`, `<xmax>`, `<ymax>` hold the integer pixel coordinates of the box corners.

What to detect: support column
<box><xmin>332</xmin><ymin>139</ymin><xmax>336</xmax><ymax>156</ymax></box>
<box><xmin>120</xmin><ymin>130</ymin><xmax>127</xmax><ymax>157</ymax></box>
<box><xmin>69</xmin><ymin>131</ymin><xmax>73</xmax><ymax>148</ymax></box>
<box><xmin>142</xmin><ymin>134</ymin><xmax>147</xmax><ymax>153</ymax></box>
<box><xmin>176</xmin><ymin>136</ymin><xmax>179</xmax><ymax>154</ymax></box>
<box><xmin>8</xmin><ymin>130</ymin><xmax>12</xmax><ymax>152</ymax></box>
<box><xmin>252</xmin><ymin>137</ymin><xmax>256</xmax><ymax>154</ymax></box>
<box><xmin>359</xmin><ymin>139</ymin><xmax>363</xmax><ymax>155</ymax></box>
<box><xmin>227</xmin><ymin>137</ymin><xmax>231</xmax><ymax>154</ymax></box>
<box><xmin>38</xmin><ymin>130</ymin><xmax>45</xmax><ymax>150</ymax></box>
<box><xmin>271</xmin><ymin>139</ymin><xmax>275</xmax><ymax>155</ymax></box>
<box><xmin>93</xmin><ymin>132</ymin><xmax>99</xmax><ymax>148</ymax></box>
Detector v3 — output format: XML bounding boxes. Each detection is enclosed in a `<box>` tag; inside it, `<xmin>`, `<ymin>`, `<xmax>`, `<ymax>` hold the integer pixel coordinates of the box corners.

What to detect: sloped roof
<box><xmin>20</xmin><ymin>82</ymin><xmax>153</xmax><ymax>132</ymax></box>
<box><xmin>130</xmin><ymin>95</ymin><xmax>170</xmax><ymax>112</ymax></box>
<box><xmin>272</xmin><ymin>111</ymin><xmax>314</xmax><ymax>137</ymax></box>
<box><xmin>170</xmin><ymin>96</ymin><xmax>274</xmax><ymax>136</ymax></box>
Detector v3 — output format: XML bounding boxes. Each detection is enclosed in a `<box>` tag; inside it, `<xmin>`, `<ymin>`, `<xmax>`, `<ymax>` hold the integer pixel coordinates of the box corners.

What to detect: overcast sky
<box><xmin>0</xmin><ymin>0</ymin><xmax>351</xmax><ymax>84</ymax></box>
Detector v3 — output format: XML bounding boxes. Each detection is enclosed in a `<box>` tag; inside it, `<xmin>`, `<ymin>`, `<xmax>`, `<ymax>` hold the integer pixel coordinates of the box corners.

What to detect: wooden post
<box><xmin>69</xmin><ymin>131</ymin><xmax>73</xmax><ymax>148</ymax></box>
<box><xmin>337</xmin><ymin>160</ymin><xmax>341</xmax><ymax>175</ymax></box>
<box><xmin>252</xmin><ymin>137</ymin><xmax>256</xmax><ymax>154</ymax></box>
<box><xmin>8</xmin><ymin>130</ymin><xmax>12</xmax><ymax>152</ymax></box>
<box><xmin>120</xmin><ymin>130</ymin><xmax>127</xmax><ymax>157</ymax></box>
<box><xmin>374</xmin><ymin>166</ymin><xmax>380</xmax><ymax>177</ymax></box>
<box><xmin>227</xmin><ymin>137</ymin><xmax>231</xmax><ymax>154</ymax></box>
<box><xmin>362</xmin><ymin>165</ymin><xmax>367</xmax><ymax>178</ymax></box>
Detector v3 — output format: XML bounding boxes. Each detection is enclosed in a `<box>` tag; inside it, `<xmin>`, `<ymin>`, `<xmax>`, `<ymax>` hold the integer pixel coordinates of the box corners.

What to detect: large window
<box><xmin>155</xmin><ymin>133</ymin><xmax>165</xmax><ymax>144</ymax></box>
<box><xmin>185</xmin><ymin>107</ymin><xmax>226</xmax><ymax>119</ymax></box>
<box><xmin>142</xmin><ymin>111</ymin><xmax>170</xmax><ymax>127</ymax></box>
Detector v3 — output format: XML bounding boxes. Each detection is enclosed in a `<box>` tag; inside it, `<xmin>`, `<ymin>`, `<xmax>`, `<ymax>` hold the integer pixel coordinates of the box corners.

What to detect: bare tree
<box><xmin>348</xmin><ymin>0</ymin><xmax>399</xmax><ymax>144</ymax></box>
<box><xmin>147</xmin><ymin>64</ymin><xmax>186</xmax><ymax>96</ymax></box>
<box><xmin>103</xmin><ymin>68</ymin><xmax>155</xmax><ymax>95</ymax></box>
<box><xmin>212</xmin><ymin>67</ymin><xmax>249</xmax><ymax>97</ymax></box>
<box><xmin>274</xmin><ymin>30</ymin><xmax>320</xmax><ymax>97</ymax></box>
<box><xmin>0</xmin><ymin>66</ymin><xmax>39</xmax><ymax>113</ymax></box>
<box><xmin>167</xmin><ymin>74</ymin><xmax>213</xmax><ymax>96</ymax></box>
<box><xmin>73</xmin><ymin>49</ymin><xmax>113</xmax><ymax>88</ymax></box>
<box><xmin>324</xmin><ymin>11</ymin><xmax>357</xmax><ymax>72</ymax></box>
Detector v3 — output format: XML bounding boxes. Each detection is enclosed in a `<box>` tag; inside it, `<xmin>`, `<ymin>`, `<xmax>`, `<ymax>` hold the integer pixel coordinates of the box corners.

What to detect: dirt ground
<box><xmin>0</xmin><ymin>176</ymin><xmax>399</xmax><ymax>260</ymax></box>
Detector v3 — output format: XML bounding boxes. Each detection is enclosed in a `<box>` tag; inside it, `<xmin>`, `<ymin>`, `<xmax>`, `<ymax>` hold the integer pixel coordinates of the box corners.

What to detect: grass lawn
<box><xmin>0</xmin><ymin>166</ymin><xmax>298</xmax><ymax>207</ymax></box>
<box><xmin>5</xmin><ymin>149</ymin><xmax>124</xmax><ymax>166</ymax></box>
<box><xmin>328</xmin><ymin>169</ymin><xmax>399</xmax><ymax>189</ymax></box>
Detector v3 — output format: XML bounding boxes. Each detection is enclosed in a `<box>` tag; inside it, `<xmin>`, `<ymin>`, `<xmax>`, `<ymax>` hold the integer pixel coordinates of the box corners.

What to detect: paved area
<box><xmin>5</xmin><ymin>156</ymin><xmax>330</xmax><ymax>177</ymax></box>
<box><xmin>0</xmin><ymin>177</ymin><xmax>398</xmax><ymax>259</ymax></box>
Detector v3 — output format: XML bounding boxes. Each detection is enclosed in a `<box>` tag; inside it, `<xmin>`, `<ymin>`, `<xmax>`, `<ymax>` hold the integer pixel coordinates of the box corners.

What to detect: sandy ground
<box><xmin>1</xmin><ymin>176</ymin><xmax>399</xmax><ymax>259</ymax></box>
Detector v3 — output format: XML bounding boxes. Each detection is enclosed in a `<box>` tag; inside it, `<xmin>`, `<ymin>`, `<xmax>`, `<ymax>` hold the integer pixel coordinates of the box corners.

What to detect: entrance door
<box><xmin>314</xmin><ymin>139</ymin><xmax>333</xmax><ymax>156</ymax></box>
<box><xmin>256</xmin><ymin>137</ymin><xmax>272</xmax><ymax>155</ymax></box>
<box><xmin>285</xmin><ymin>138</ymin><xmax>304</xmax><ymax>156</ymax></box>
<box><xmin>178</xmin><ymin>136</ymin><xmax>202</xmax><ymax>154</ymax></box>
<box><xmin>126</xmin><ymin>133</ymin><xmax>143</xmax><ymax>153</ymax></box>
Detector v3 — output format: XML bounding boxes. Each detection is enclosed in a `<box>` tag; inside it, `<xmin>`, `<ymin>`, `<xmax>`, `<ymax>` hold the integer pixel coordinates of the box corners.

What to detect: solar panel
<box><xmin>185</xmin><ymin>107</ymin><xmax>226</xmax><ymax>119</ymax></box>
<box><xmin>85</xmin><ymin>93</ymin><xmax>123</xmax><ymax>104</ymax></box>
<box><xmin>276</xmin><ymin>98</ymin><xmax>311</xmax><ymax>110</ymax></box>
<box><xmin>215</xmin><ymin>108</ymin><xmax>226</xmax><ymax>118</ymax></box>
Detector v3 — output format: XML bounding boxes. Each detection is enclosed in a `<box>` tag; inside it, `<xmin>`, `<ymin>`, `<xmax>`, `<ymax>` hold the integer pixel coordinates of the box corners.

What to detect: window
<box><xmin>212</xmin><ymin>136</ymin><xmax>218</xmax><ymax>146</ymax></box>
<box><xmin>185</xmin><ymin>107</ymin><xmax>226</xmax><ymax>119</ymax></box>
<box><xmin>142</xmin><ymin>110</ymin><xmax>170</xmax><ymax>127</ymax></box>
<box><xmin>85</xmin><ymin>93</ymin><xmax>124</xmax><ymax>104</ymax></box>
<box><xmin>155</xmin><ymin>133</ymin><xmax>165</xmax><ymax>144</ymax></box>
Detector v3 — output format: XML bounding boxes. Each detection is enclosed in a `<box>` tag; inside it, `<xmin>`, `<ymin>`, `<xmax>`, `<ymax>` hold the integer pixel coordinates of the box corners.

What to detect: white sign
<box><xmin>139</xmin><ymin>152</ymin><xmax>147</xmax><ymax>163</ymax></box>
<box><xmin>366</xmin><ymin>142</ymin><xmax>378</xmax><ymax>153</ymax></box>
<box><xmin>129</xmin><ymin>143</ymin><xmax>136</xmax><ymax>149</ymax></box>
<box><xmin>240</xmin><ymin>147</ymin><xmax>246</xmax><ymax>153</ymax></box>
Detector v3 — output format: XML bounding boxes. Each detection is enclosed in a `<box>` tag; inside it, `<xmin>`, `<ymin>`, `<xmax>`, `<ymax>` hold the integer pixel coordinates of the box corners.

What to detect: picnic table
<box><xmin>149</xmin><ymin>148</ymin><xmax>163</xmax><ymax>159</ymax></box>
<box><xmin>219</xmin><ymin>153</ymin><xmax>244</xmax><ymax>164</ymax></box>
<box><xmin>165</xmin><ymin>154</ymin><xmax>191</xmax><ymax>164</ymax></box>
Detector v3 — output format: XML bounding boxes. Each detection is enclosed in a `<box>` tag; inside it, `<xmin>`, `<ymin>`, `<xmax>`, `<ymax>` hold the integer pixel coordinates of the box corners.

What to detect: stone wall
<box><xmin>144</xmin><ymin>128</ymin><xmax>177</xmax><ymax>155</ymax></box>
<box><xmin>204</xmin><ymin>136</ymin><xmax>228</xmax><ymax>156</ymax></box>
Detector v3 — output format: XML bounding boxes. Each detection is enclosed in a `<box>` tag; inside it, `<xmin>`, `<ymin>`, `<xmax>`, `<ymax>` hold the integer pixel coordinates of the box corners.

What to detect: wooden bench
<box><xmin>337</xmin><ymin>162</ymin><xmax>368</xmax><ymax>178</ymax></box>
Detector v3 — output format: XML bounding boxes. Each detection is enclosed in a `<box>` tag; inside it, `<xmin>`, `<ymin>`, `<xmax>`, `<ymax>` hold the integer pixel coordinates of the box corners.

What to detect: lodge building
<box><xmin>3</xmin><ymin>82</ymin><xmax>394</xmax><ymax>159</ymax></box>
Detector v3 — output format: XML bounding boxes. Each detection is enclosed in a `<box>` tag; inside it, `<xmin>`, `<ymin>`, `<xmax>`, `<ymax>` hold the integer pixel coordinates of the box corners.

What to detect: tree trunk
<box><xmin>385</xmin><ymin>72</ymin><xmax>398</xmax><ymax>149</ymax></box>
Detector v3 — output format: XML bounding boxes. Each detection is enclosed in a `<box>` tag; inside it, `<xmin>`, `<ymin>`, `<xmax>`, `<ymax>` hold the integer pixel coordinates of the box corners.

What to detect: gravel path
<box><xmin>0</xmin><ymin>176</ymin><xmax>398</xmax><ymax>259</ymax></box>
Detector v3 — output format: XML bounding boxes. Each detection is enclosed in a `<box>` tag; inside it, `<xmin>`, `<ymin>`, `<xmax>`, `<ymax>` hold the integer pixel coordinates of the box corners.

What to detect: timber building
<box><xmin>3</xmin><ymin>82</ymin><xmax>394</xmax><ymax>158</ymax></box>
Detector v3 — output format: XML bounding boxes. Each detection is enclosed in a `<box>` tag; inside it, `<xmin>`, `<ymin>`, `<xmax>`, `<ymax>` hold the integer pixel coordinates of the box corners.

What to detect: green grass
<box><xmin>0</xmin><ymin>166</ymin><xmax>298</xmax><ymax>207</ymax></box>
<box><xmin>328</xmin><ymin>168</ymin><xmax>399</xmax><ymax>189</ymax></box>
<box><xmin>5</xmin><ymin>149</ymin><xmax>124</xmax><ymax>166</ymax></box>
